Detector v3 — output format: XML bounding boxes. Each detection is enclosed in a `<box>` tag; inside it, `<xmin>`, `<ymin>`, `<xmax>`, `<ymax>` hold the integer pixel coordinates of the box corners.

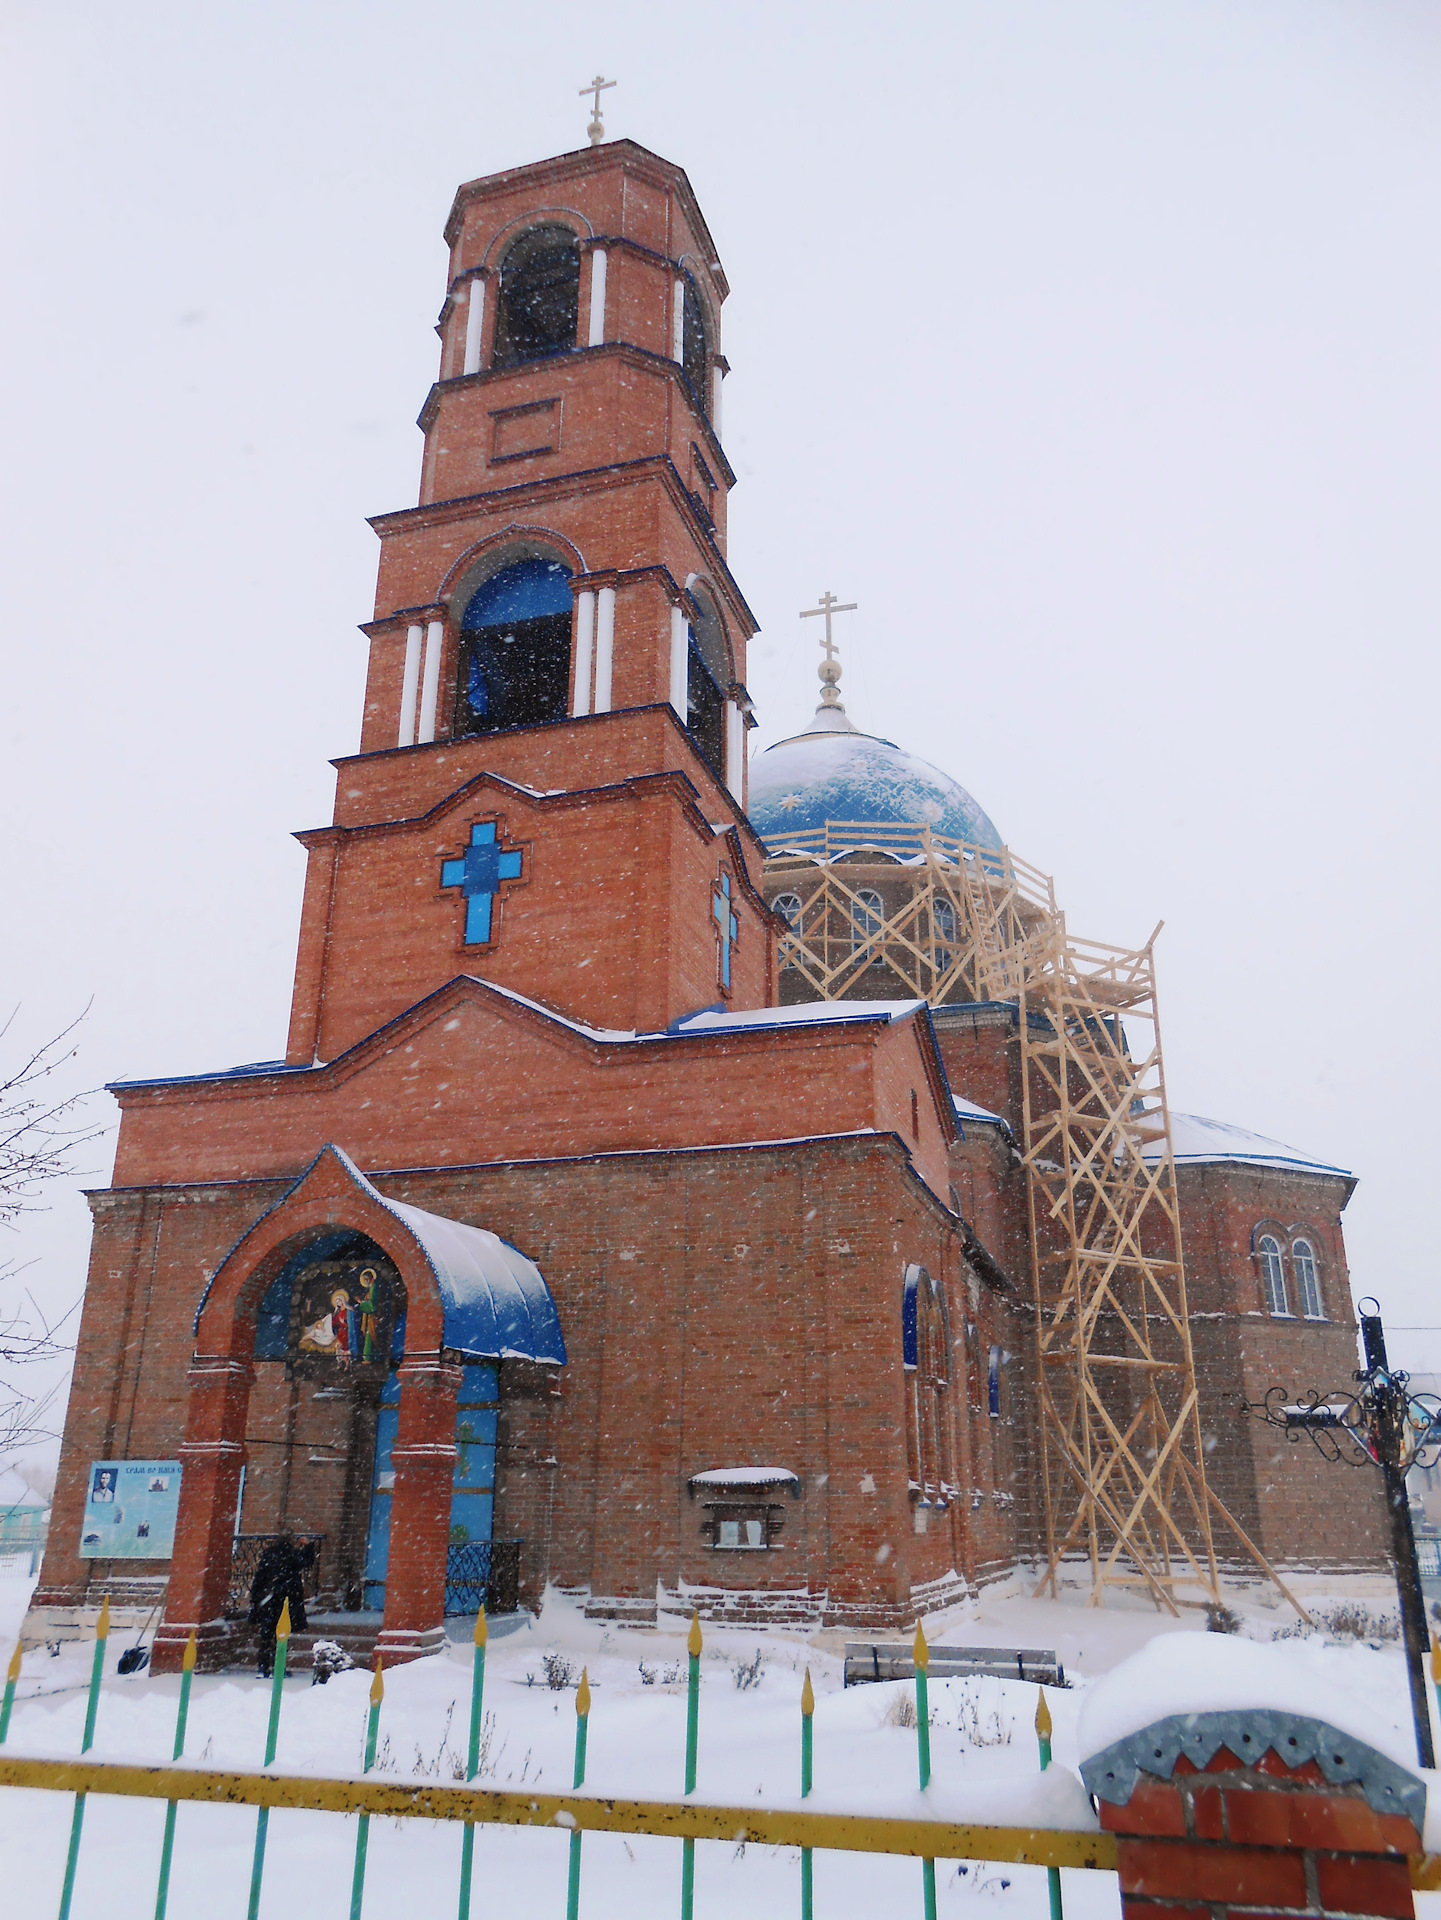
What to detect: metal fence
<box><xmin>445</xmin><ymin>1538</ymin><xmax>520</xmax><ymax>1616</ymax></box>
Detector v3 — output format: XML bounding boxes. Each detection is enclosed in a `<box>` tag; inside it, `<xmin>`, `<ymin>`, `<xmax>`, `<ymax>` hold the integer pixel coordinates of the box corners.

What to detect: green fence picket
<box><xmin>246</xmin><ymin>1597</ymin><xmax>292</xmax><ymax>1920</ymax></box>
<box><xmin>349</xmin><ymin>1656</ymin><xmax>384</xmax><ymax>1920</ymax></box>
<box><xmin>913</xmin><ymin>1622</ymin><xmax>936</xmax><ymax>1920</ymax></box>
<box><xmin>458</xmin><ymin>1607</ymin><xmax>488</xmax><ymax>1920</ymax></box>
<box><xmin>0</xmin><ymin>1639</ymin><xmax>20</xmax><ymax>1745</ymax></box>
<box><xmin>681</xmin><ymin>1613</ymin><xmax>702</xmax><ymax>1920</ymax></box>
<box><xmin>566</xmin><ymin>1668</ymin><xmax>590</xmax><ymax>1920</ymax></box>
<box><xmin>800</xmin><ymin>1667</ymin><xmax>815</xmax><ymax>1920</ymax></box>
<box><xmin>57</xmin><ymin>1595</ymin><xmax>109</xmax><ymax>1920</ymax></box>
<box><xmin>1035</xmin><ymin>1689</ymin><xmax>1064</xmax><ymax>1920</ymax></box>
<box><xmin>153</xmin><ymin>1629</ymin><xmax>197</xmax><ymax>1920</ymax></box>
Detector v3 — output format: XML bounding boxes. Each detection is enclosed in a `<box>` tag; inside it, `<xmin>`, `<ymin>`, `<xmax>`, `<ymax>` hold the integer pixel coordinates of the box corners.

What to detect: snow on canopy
<box><xmin>1144</xmin><ymin>1112</ymin><xmax>1352</xmax><ymax>1180</ymax></box>
<box><xmin>378</xmin><ymin>1190</ymin><xmax>567</xmax><ymax>1366</ymax></box>
<box><xmin>748</xmin><ymin>722</ymin><xmax>1003</xmax><ymax>851</ymax></box>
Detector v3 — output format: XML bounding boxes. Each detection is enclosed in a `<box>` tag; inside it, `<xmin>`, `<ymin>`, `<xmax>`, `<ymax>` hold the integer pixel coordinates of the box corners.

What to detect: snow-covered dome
<box><xmin>748</xmin><ymin>706</ymin><xmax>1003</xmax><ymax>852</ymax></box>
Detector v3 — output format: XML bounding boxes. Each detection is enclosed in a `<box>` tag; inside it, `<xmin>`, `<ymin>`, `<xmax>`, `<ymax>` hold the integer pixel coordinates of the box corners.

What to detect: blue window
<box><xmin>364</xmin><ymin>1363</ymin><xmax>500</xmax><ymax>1614</ymax></box>
<box><xmin>441</xmin><ymin>821</ymin><xmax>523</xmax><ymax>945</ymax></box>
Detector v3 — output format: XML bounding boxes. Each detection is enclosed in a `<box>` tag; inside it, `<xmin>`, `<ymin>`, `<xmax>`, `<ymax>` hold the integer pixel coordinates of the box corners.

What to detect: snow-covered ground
<box><xmin>1</xmin><ymin>1569</ymin><xmax>1437</xmax><ymax>1920</ymax></box>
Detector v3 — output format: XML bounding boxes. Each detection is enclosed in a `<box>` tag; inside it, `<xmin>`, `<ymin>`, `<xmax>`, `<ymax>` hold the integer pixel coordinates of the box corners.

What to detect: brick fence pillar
<box><xmin>377</xmin><ymin>1353</ymin><xmax>461</xmax><ymax>1664</ymax></box>
<box><xmin>1081</xmin><ymin>1707</ymin><xmax>1425</xmax><ymax>1920</ymax></box>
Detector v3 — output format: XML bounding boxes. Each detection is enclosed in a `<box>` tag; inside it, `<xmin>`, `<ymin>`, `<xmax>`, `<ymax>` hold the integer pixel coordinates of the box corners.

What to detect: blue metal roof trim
<box><xmin>382</xmin><ymin>1195</ymin><xmax>567</xmax><ymax>1366</ymax></box>
<box><xmin>194</xmin><ymin>1145</ymin><xmax>566</xmax><ymax>1366</ymax></box>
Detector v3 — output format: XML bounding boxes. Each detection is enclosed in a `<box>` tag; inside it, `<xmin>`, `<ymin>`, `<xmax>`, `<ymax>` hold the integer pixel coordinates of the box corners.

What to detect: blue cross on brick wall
<box><xmin>441</xmin><ymin>822</ymin><xmax>523</xmax><ymax>945</ymax></box>
<box><xmin>713</xmin><ymin>871</ymin><xmax>739</xmax><ymax>990</ymax></box>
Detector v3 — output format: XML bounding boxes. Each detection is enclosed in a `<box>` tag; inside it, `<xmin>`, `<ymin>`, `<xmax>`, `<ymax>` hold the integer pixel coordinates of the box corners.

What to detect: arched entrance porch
<box><xmin>151</xmin><ymin>1146</ymin><xmax>565</xmax><ymax>1672</ymax></box>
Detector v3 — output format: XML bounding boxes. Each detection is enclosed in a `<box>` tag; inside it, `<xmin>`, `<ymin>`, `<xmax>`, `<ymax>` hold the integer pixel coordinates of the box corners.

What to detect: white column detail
<box><xmin>398</xmin><ymin>624</ymin><xmax>423</xmax><ymax>747</ymax></box>
<box><xmin>587</xmin><ymin>249</ymin><xmax>608</xmax><ymax>347</ymax></box>
<box><xmin>593</xmin><ymin>586</ymin><xmax>616</xmax><ymax>713</ymax></box>
<box><xmin>725</xmin><ymin>701</ymin><xmax>745</xmax><ymax>802</ymax></box>
<box><xmin>669</xmin><ymin>604</ymin><xmax>689</xmax><ymax>721</ymax></box>
<box><xmin>711</xmin><ymin>365</ymin><xmax>724</xmax><ymax>437</ymax></box>
<box><xmin>462</xmin><ymin>276</ymin><xmax>485</xmax><ymax>376</ymax></box>
<box><xmin>417</xmin><ymin>619</ymin><xmax>444</xmax><ymax>744</ymax></box>
<box><xmin>573</xmin><ymin>590</ymin><xmax>596</xmax><ymax>716</ymax></box>
<box><xmin>671</xmin><ymin>279</ymin><xmax>686</xmax><ymax>362</ymax></box>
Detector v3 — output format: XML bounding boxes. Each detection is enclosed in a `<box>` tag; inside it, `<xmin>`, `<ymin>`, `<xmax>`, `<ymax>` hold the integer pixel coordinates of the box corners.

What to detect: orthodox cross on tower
<box><xmin>799</xmin><ymin>590</ymin><xmax>857</xmax><ymax>710</ymax></box>
<box><xmin>441</xmin><ymin>822</ymin><xmax>523</xmax><ymax>946</ymax></box>
<box><xmin>713</xmin><ymin>871</ymin><xmax>739</xmax><ymax>990</ymax></box>
<box><xmin>580</xmin><ymin>75</ymin><xmax>616</xmax><ymax>146</ymax></box>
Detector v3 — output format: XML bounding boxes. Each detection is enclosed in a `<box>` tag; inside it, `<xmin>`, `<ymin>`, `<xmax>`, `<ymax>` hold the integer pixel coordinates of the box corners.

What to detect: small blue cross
<box><xmin>713</xmin><ymin>871</ymin><xmax>739</xmax><ymax>990</ymax></box>
<box><xmin>441</xmin><ymin>822</ymin><xmax>523</xmax><ymax>945</ymax></box>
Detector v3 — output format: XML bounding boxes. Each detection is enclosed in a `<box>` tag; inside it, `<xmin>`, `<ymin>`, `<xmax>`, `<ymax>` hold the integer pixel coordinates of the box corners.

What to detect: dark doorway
<box><xmin>455</xmin><ymin>559</ymin><xmax>574</xmax><ymax>737</ymax></box>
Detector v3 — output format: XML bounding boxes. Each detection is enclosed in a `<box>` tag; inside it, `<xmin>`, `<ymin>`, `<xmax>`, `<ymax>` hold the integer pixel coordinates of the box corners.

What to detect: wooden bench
<box><xmin>843</xmin><ymin>1643</ymin><xmax>1065</xmax><ymax>1687</ymax></box>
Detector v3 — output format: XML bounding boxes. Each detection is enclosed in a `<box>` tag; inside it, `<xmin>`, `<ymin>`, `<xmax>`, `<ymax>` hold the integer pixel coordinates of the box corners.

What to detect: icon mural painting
<box><xmin>289</xmin><ymin>1258</ymin><xmax>399</xmax><ymax>1378</ymax></box>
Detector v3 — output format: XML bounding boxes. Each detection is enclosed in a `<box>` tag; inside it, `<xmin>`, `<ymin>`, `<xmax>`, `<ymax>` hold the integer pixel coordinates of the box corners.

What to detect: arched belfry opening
<box><xmin>680</xmin><ymin>271</ymin><xmax>710</xmax><ymax>416</ymax></box>
<box><xmin>454</xmin><ymin>557</ymin><xmax>574</xmax><ymax>736</ymax></box>
<box><xmin>686</xmin><ymin>583</ymin><xmax>729</xmax><ymax>778</ymax></box>
<box><xmin>492</xmin><ymin>225</ymin><xmax>580</xmax><ymax>367</ymax></box>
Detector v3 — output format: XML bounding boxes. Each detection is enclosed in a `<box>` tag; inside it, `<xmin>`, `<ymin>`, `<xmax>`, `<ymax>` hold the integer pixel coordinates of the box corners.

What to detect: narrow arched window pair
<box><xmin>851</xmin><ymin>889</ymin><xmax>884</xmax><ymax>953</ymax></box>
<box><xmin>1257</xmin><ymin>1233</ymin><xmax>1325</xmax><ymax>1320</ymax></box>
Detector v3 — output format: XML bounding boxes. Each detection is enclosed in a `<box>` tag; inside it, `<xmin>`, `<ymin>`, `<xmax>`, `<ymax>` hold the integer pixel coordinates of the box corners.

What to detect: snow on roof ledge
<box><xmin>688</xmin><ymin>1467</ymin><xmax>799</xmax><ymax>1487</ymax></box>
<box><xmin>1142</xmin><ymin>1113</ymin><xmax>1352</xmax><ymax>1181</ymax></box>
<box><xmin>1076</xmin><ymin>1633</ymin><xmax>1421</xmax><ymax>1802</ymax></box>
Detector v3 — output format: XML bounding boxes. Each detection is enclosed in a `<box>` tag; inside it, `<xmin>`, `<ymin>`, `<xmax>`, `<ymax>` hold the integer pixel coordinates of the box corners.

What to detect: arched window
<box><xmin>851</xmin><ymin>889</ymin><xmax>884</xmax><ymax>954</ymax></box>
<box><xmin>772</xmin><ymin>893</ymin><xmax>801</xmax><ymax>968</ymax></box>
<box><xmin>686</xmin><ymin>585</ymin><xmax>728</xmax><ymax>778</ymax></box>
<box><xmin>934</xmin><ymin>896</ymin><xmax>956</xmax><ymax>966</ymax></box>
<box><xmin>681</xmin><ymin>274</ymin><xmax>709</xmax><ymax>416</ymax></box>
<box><xmin>1293</xmin><ymin>1239</ymin><xmax>1324</xmax><ymax>1320</ymax></box>
<box><xmin>492</xmin><ymin>226</ymin><xmax>580</xmax><ymax>368</ymax></box>
<box><xmin>1257</xmin><ymin>1234</ymin><xmax>1289</xmax><ymax>1316</ymax></box>
<box><xmin>903</xmin><ymin>1266</ymin><xmax>952</xmax><ymax>1509</ymax></box>
<box><xmin>455</xmin><ymin>558</ymin><xmax>573</xmax><ymax>737</ymax></box>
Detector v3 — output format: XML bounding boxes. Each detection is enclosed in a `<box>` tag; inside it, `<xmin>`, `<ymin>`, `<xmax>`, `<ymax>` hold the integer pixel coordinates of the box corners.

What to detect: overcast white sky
<box><xmin>3</xmin><ymin>0</ymin><xmax>1440</xmax><ymax>1421</ymax></box>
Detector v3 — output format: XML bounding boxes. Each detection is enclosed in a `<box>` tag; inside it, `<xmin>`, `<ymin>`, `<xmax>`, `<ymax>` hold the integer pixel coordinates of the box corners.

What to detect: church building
<box><xmin>27</xmin><ymin>134</ymin><xmax>1385</xmax><ymax>1669</ymax></box>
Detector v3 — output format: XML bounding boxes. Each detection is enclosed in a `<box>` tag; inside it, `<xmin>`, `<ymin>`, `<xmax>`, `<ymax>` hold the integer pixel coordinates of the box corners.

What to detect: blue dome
<box><xmin>748</xmin><ymin>712</ymin><xmax>1003</xmax><ymax>851</ymax></box>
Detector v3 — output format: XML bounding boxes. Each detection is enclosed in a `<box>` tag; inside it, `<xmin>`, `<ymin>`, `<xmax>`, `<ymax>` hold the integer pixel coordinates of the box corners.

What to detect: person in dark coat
<box><xmin>248</xmin><ymin>1536</ymin><xmax>314</xmax><ymax>1677</ymax></box>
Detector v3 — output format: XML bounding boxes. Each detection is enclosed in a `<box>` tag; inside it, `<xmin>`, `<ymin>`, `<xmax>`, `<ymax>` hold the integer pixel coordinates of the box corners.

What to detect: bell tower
<box><xmin>284</xmin><ymin>140</ymin><xmax>772</xmax><ymax>1063</ymax></box>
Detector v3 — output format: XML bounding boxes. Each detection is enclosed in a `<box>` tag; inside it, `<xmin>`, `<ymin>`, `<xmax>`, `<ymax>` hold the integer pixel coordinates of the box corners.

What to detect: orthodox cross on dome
<box><xmin>440</xmin><ymin>821</ymin><xmax>523</xmax><ymax>946</ymax></box>
<box><xmin>799</xmin><ymin>590</ymin><xmax>857</xmax><ymax>710</ymax></box>
<box><xmin>713</xmin><ymin>870</ymin><xmax>739</xmax><ymax>991</ymax></box>
<box><xmin>580</xmin><ymin>74</ymin><xmax>616</xmax><ymax>146</ymax></box>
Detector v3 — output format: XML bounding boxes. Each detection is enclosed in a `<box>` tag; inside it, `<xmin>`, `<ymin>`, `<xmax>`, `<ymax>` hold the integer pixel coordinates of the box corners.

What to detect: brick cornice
<box><xmin>368</xmin><ymin>449</ymin><xmax>753</xmax><ymax>635</ymax></box>
<box><xmin>325</xmin><ymin>706</ymin><xmax>767</xmax><ymax>862</ymax></box>
<box><xmin>416</xmin><ymin>342</ymin><xmax>737</xmax><ymax>490</ymax></box>
<box><xmin>443</xmin><ymin>140</ymin><xmax>727</xmax><ymax>300</ymax></box>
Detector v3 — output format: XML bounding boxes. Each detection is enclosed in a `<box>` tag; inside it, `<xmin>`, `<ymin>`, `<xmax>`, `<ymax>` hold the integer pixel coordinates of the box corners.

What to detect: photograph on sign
<box><xmin>79</xmin><ymin>1461</ymin><xmax>182</xmax><ymax>1559</ymax></box>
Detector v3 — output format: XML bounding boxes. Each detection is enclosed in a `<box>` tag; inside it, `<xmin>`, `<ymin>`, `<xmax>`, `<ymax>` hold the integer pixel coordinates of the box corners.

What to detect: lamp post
<box><xmin>1251</xmin><ymin>1298</ymin><xmax>1440</xmax><ymax>1768</ymax></box>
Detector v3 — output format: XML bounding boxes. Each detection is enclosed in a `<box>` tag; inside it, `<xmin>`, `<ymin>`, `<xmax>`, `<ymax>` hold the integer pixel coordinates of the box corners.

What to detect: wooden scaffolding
<box><xmin>764</xmin><ymin>826</ymin><xmax>1298</xmax><ymax>1613</ymax></box>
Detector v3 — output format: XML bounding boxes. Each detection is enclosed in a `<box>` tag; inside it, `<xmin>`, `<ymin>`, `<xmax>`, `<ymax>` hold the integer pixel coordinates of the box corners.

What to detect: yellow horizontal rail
<box><xmin>0</xmin><ymin>1755</ymin><xmax>1116</xmax><ymax>1871</ymax></box>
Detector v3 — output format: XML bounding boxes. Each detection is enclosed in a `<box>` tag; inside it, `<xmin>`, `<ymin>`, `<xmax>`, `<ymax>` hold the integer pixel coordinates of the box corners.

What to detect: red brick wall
<box><xmin>38</xmin><ymin>1135</ymin><xmax>1027</xmax><ymax>1626</ymax></box>
<box><xmin>112</xmin><ymin>990</ymin><xmax>955</xmax><ymax>1202</ymax></box>
<box><xmin>285</xmin><ymin>767</ymin><xmax>773</xmax><ymax>1057</ymax></box>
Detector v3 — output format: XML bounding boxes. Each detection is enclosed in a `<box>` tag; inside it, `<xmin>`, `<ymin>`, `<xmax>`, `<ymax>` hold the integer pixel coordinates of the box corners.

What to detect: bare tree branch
<box><xmin>0</xmin><ymin>1005</ymin><xmax>103</xmax><ymax>1228</ymax></box>
<box><xmin>0</xmin><ymin>1007</ymin><xmax>100</xmax><ymax>1466</ymax></box>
